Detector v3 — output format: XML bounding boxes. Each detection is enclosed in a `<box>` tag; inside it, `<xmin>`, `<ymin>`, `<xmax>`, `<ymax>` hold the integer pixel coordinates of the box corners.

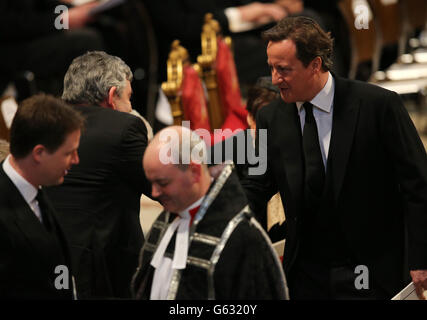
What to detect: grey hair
<box><xmin>62</xmin><ymin>51</ymin><xmax>133</xmax><ymax>105</ymax></box>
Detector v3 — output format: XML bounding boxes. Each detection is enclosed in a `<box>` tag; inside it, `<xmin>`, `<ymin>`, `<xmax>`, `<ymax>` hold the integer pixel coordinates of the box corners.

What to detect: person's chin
<box><xmin>164</xmin><ymin>204</ymin><xmax>183</xmax><ymax>214</ymax></box>
<box><xmin>42</xmin><ymin>176</ymin><xmax>64</xmax><ymax>187</ymax></box>
<box><xmin>160</xmin><ymin>200</ymin><xmax>173</xmax><ymax>212</ymax></box>
<box><xmin>280</xmin><ymin>90</ymin><xmax>293</xmax><ymax>103</ymax></box>
<box><xmin>54</xmin><ymin>177</ymin><xmax>65</xmax><ymax>186</ymax></box>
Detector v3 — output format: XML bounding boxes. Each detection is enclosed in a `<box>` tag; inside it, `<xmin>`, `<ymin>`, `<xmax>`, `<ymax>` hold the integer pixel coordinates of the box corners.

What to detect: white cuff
<box><xmin>224</xmin><ymin>7</ymin><xmax>257</xmax><ymax>33</ymax></box>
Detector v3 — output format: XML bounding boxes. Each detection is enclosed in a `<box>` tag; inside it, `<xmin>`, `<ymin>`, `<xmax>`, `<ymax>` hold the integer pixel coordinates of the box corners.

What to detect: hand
<box><xmin>275</xmin><ymin>0</ymin><xmax>304</xmax><ymax>15</ymax></box>
<box><xmin>238</xmin><ymin>2</ymin><xmax>288</xmax><ymax>24</ymax></box>
<box><xmin>66</xmin><ymin>2</ymin><xmax>100</xmax><ymax>29</ymax></box>
<box><xmin>410</xmin><ymin>270</ymin><xmax>427</xmax><ymax>300</ymax></box>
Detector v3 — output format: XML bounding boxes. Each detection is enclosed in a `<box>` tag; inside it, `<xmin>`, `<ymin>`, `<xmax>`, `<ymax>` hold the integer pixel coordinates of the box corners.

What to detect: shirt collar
<box><xmin>296</xmin><ymin>72</ymin><xmax>334</xmax><ymax>113</ymax></box>
<box><xmin>178</xmin><ymin>195</ymin><xmax>205</xmax><ymax>220</ymax></box>
<box><xmin>178</xmin><ymin>177</ymin><xmax>213</xmax><ymax>219</ymax></box>
<box><xmin>2</xmin><ymin>155</ymin><xmax>39</xmax><ymax>204</ymax></box>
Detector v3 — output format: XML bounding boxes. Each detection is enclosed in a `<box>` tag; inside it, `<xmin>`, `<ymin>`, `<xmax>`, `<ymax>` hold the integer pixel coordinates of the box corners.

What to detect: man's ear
<box><xmin>32</xmin><ymin>144</ymin><xmax>46</xmax><ymax>163</ymax></box>
<box><xmin>189</xmin><ymin>162</ymin><xmax>202</xmax><ymax>183</ymax></box>
<box><xmin>311</xmin><ymin>56</ymin><xmax>322</xmax><ymax>73</ymax></box>
<box><xmin>106</xmin><ymin>86</ymin><xmax>118</xmax><ymax>110</ymax></box>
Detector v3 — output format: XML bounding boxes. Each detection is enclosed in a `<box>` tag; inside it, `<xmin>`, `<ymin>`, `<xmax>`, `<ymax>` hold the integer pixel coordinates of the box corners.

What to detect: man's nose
<box><xmin>72</xmin><ymin>151</ymin><xmax>79</xmax><ymax>165</ymax></box>
<box><xmin>271</xmin><ymin>68</ymin><xmax>282</xmax><ymax>85</ymax></box>
<box><xmin>151</xmin><ymin>184</ymin><xmax>161</xmax><ymax>198</ymax></box>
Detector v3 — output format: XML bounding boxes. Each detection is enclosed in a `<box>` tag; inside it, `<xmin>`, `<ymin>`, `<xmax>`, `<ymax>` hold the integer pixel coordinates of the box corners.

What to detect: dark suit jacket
<box><xmin>46</xmin><ymin>105</ymin><xmax>151</xmax><ymax>299</ymax></box>
<box><xmin>0</xmin><ymin>165</ymin><xmax>74</xmax><ymax>299</ymax></box>
<box><xmin>241</xmin><ymin>75</ymin><xmax>427</xmax><ymax>296</ymax></box>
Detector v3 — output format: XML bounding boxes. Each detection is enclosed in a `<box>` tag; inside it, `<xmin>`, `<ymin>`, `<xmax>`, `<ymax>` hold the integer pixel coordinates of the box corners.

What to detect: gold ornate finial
<box><xmin>199</xmin><ymin>13</ymin><xmax>218</xmax><ymax>66</ymax></box>
<box><xmin>169</xmin><ymin>40</ymin><xmax>189</xmax><ymax>65</ymax></box>
<box><xmin>162</xmin><ymin>39</ymin><xmax>192</xmax><ymax>124</ymax></box>
<box><xmin>197</xmin><ymin>13</ymin><xmax>225</xmax><ymax>129</ymax></box>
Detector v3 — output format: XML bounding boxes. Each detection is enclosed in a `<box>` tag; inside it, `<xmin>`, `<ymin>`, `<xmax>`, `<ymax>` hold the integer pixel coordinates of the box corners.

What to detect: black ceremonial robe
<box><xmin>131</xmin><ymin>163</ymin><xmax>288</xmax><ymax>300</ymax></box>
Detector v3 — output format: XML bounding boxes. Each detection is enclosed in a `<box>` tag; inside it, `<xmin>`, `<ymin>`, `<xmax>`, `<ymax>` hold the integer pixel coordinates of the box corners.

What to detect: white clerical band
<box><xmin>150</xmin><ymin>214</ymin><xmax>191</xmax><ymax>300</ymax></box>
<box><xmin>174</xmin><ymin>212</ymin><xmax>190</xmax><ymax>269</ymax></box>
<box><xmin>150</xmin><ymin>212</ymin><xmax>191</xmax><ymax>270</ymax></box>
<box><xmin>150</xmin><ymin>196</ymin><xmax>205</xmax><ymax>300</ymax></box>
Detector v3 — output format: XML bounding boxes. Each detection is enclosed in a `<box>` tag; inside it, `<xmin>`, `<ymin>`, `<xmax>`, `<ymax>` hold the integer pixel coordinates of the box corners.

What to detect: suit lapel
<box><xmin>0</xmin><ymin>167</ymin><xmax>59</xmax><ymax>268</ymax></box>
<box><xmin>328</xmin><ymin>76</ymin><xmax>360</xmax><ymax>203</ymax></box>
<box><xmin>13</xmin><ymin>185</ymin><xmax>74</xmax><ymax>296</ymax></box>
<box><xmin>277</xmin><ymin>102</ymin><xmax>304</xmax><ymax>208</ymax></box>
<box><xmin>43</xmin><ymin>193</ymin><xmax>74</xmax><ymax>268</ymax></box>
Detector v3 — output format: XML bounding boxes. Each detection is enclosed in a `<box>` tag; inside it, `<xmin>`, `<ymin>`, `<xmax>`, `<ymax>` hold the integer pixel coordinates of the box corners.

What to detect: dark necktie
<box><xmin>36</xmin><ymin>190</ymin><xmax>52</xmax><ymax>231</ymax></box>
<box><xmin>302</xmin><ymin>102</ymin><xmax>325</xmax><ymax>208</ymax></box>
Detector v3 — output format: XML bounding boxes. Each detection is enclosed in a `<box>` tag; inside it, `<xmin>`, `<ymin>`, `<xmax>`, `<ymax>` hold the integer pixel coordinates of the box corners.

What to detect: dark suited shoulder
<box><xmin>116</xmin><ymin>110</ymin><xmax>151</xmax><ymax>197</ymax></box>
<box><xmin>0</xmin><ymin>168</ymin><xmax>23</xmax><ymax>297</ymax></box>
<box><xmin>0</xmin><ymin>166</ymin><xmax>73</xmax><ymax>299</ymax></box>
<box><xmin>257</xmin><ymin>77</ymin><xmax>404</xmax><ymax>124</ymax></box>
<box><xmin>75</xmin><ymin>104</ymin><xmax>147</xmax><ymax>136</ymax></box>
<box><xmin>0</xmin><ymin>165</ymin><xmax>15</xmax><ymax>221</ymax></box>
<box><xmin>256</xmin><ymin>97</ymin><xmax>288</xmax><ymax>125</ymax></box>
<box><xmin>335</xmin><ymin>75</ymin><xmax>427</xmax><ymax>270</ymax></box>
<box><xmin>46</xmin><ymin>105</ymin><xmax>151</xmax><ymax>298</ymax></box>
<box><xmin>72</xmin><ymin>105</ymin><xmax>150</xmax><ymax>196</ymax></box>
<box><xmin>335</xmin><ymin>76</ymin><xmax>423</xmax><ymax>142</ymax></box>
<box><xmin>335</xmin><ymin>76</ymin><xmax>402</xmax><ymax>110</ymax></box>
<box><xmin>330</xmin><ymin>76</ymin><xmax>419</xmax><ymax>144</ymax></box>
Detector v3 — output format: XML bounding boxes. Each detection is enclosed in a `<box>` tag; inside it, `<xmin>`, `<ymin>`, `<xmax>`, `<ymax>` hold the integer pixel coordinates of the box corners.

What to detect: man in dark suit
<box><xmin>45</xmin><ymin>51</ymin><xmax>151</xmax><ymax>299</ymax></box>
<box><xmin>241</xmin><ymin>16</ymin><xmax>427</xmax><ymax>299</ymax></box>
<box><xmin>0</xmin><ymin>93</ymin><xmax>84</xmax><ymax>299</ymax></box>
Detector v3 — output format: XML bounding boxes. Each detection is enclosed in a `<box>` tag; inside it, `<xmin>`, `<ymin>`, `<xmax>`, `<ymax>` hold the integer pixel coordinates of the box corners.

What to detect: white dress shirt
<box><xmin>2</xmin><ymin>155</ymin><xmax>43</xmax><ymax>222</ymax></box>
<box><xmin>296</xmin><ymin>72</ymin><xmax>335</xmax><ymax>169</ymax></box>
<box><xmin>150</xmin><ymin>195</ymin><xmax>205</xmax><ymax>300</ymax></box>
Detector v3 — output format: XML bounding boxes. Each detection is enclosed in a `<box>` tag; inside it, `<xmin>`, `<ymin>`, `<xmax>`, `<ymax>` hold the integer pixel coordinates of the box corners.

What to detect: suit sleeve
<box><xmin>118</xmin><ymin>115</ymin><xmax>152</xmax><ymax>198</ymax></box>
<box><xmin>240</xmin><ymin>110</ymin><xmax>278</xmax><ymax>229</ymax></box>
<box><xmin>381</xmin><ymin>91</ymin><xmax>427</xmax><ymax>269</ymax></box>
<box><xmin>0</xmin><ymin>218</ymin><xmax>14</xmax><ymax>296</ymax></box>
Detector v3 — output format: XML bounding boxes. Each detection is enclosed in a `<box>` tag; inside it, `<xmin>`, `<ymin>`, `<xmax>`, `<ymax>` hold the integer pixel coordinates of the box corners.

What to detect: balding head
<box><xmin>143</xmin><ymin>126</ymin><xmax>211</xmax><ymax>213</ymax></box>
<box><xmin>145</xmin><ymin>126</ymin><xmax>208</xmax><ymax>171</ymax></box>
